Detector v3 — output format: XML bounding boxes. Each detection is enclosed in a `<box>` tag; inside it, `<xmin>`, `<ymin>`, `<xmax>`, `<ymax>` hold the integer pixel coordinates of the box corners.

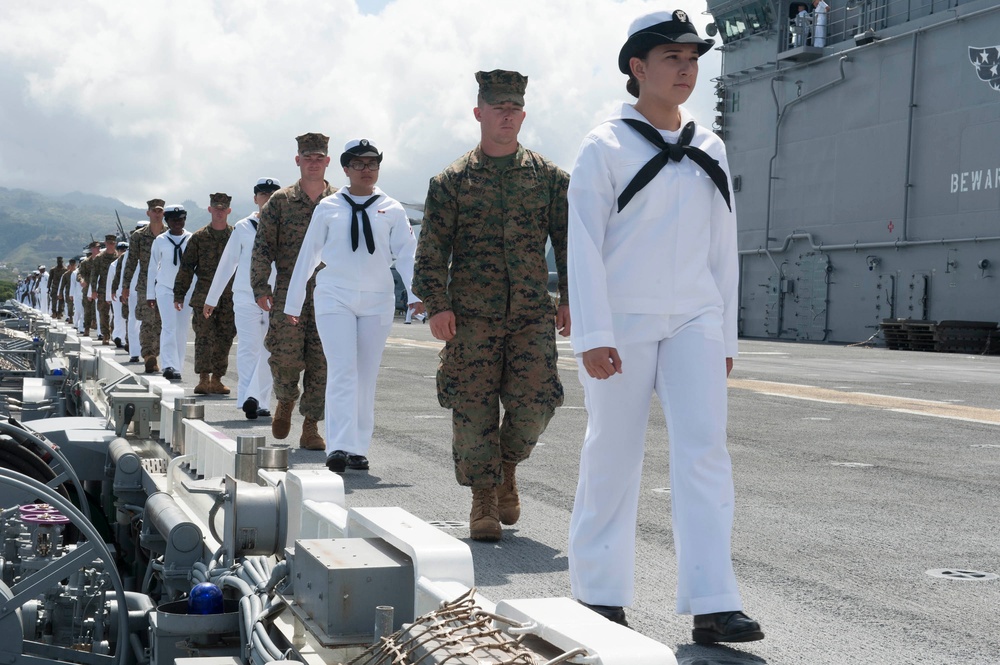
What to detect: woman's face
<box><xmin>631</xmin><ymin>43</ymin><xmax>700</xmax><ymax>107</ymax></box>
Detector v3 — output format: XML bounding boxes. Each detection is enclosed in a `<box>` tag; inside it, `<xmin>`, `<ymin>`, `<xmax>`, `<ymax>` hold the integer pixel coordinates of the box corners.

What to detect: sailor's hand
<box><xmin>174</xmin><ymin>302</ymin><xmax>183</xmax><ymax>312</ymax></box>
<box><xmin>555</xmin><ymin>304</ymin><xmax>571</xmax><ymax>337</ymax></box>
<box><xmin>257</xmin><ymin>295</ymin><xmax>273</xmax><ymax>312</ymax></box>
<box><xmin>726</xmin><ymin>357</ymin><xmax>733</xmax><ymax>378</ymax></box>
<box><xmin>147</xmin><ymin>300</ymin><xmax>156</xmax><ymax>309</ymax></box>
<box><xmin>429</xmin><ymin>310</ymin><xmax>456</xmax><ymax>342</ymax></box>
<box><xmin>121</xmin><ymin>288</ymin><xmax>130</xmax><ymax>300</ymax></box>
<box><xmin>203</xmin><ymin>305</ymin><xmax>215</xmax><ymax>319</ymax></box>
<box><xmin>408</xmin><ymin>301</ymin><xmax>425</xmax><ymax>316</ymax></box>
<box><xmin>582</xmin><ymin>347</ymin><xmax>622</xmax><ymax>380</ymax></box>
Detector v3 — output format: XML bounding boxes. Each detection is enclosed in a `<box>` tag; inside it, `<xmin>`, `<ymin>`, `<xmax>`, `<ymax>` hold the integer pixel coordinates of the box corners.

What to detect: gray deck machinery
<box><xmin>0</xmin><ymin>301</ymin><xmax>674</xmax><ymax>665</ymax></box>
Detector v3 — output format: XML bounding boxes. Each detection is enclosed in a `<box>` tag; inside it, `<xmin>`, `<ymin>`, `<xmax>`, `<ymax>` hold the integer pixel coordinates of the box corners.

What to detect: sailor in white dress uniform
<box><xmin>205</xmin><ymin>178</ymin><xmax>281</xmax><ymax>419</ymax></box>
<box><xmin>285</xmin><ymin>139</ymin><xmax>422</xmax><ymax>473</ymax></box>
<box><xmin>147</xmin><ymin>205</ymin><xmax>195</xmax><ymax>380</ymax></box>
<box><xmin>566</xmin><ymin>10</ymin><xmax>763</xmax><ymax>644</ymax></box>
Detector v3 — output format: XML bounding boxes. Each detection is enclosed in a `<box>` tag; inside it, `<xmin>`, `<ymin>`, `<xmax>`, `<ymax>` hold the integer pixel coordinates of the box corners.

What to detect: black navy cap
<box><xmin>340</xmin><ymin>139</ymin><xmax>384</xmax><ymax>168</ymax></box>
<box><xmin>254</xmin><ymin>177</ymin><xmax>281</xmax><ymax>194</ymax></box>
<box><xmin>619</xmin><ymin>10</ymin><xmax>714</xmax><ymax>74</ymax></box>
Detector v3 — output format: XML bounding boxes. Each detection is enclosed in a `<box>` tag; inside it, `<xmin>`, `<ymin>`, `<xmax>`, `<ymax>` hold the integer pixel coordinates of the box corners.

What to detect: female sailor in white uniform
<box><xmin>566</xmin><ymin>9</ymin><xmax>763</xmax><ymax>644</ymax></box>
<box><xmin>285</xmin><ymin>139</ymin><xmax>422</xmax><ymax>473</ymax></box>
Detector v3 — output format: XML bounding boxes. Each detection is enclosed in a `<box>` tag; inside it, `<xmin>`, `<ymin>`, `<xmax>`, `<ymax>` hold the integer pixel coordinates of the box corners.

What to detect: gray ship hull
<box><xmin>707</xmin><ymin>0</ymin><xmax>1000</xmax><ymax>344</ymax></box>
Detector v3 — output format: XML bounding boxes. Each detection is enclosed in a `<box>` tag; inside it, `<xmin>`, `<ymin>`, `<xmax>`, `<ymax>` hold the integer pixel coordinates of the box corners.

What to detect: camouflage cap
<box><xmin>56</xmin><ymin>256</ymin><xmax>63</xmax><ymax>261</ymax></box>
<box><xmin>104</xmin><ymin>234</ymin><xmax>117</xmax><ymax>242</ymax></box>
<box><xmin>147</xmin><ymin>198</ymin><xmax>165</xmax><ymax>210</ymax></box>
<box><xmin>296</xmin><ymin>133</ymin><xmax>330</xmax><ymax>156</ymax></box>
<box><xmin>209</xmin><ymin>192</ymin><xmax>233</xmax><ymax>209</ymax></box>
<box><xmin>476</xmin><ymin>69</ymin><xmax>528</xmax><ymax>106</ymax></box>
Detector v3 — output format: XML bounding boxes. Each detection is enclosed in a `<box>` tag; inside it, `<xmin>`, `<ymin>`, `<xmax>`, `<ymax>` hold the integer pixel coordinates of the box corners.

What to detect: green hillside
<box><xmin>0</xmin><ymin>188</ymin><xmax>209</xmax><ymax>278</ymax></box>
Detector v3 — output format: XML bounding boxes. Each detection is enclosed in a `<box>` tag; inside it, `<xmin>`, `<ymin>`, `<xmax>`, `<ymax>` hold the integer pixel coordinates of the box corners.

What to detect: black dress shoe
<box><xmin>128</xmin><ymin>356</ymin><xmax>140</xmax><ymax>363</ymax></box>
<box><xmin>256</xmin><ymin>408</ymin><xmax>271</xmax><ymax>418</ymax></box>
<box><xmin>346</xmin><ymin>454</ymin><xmax>369</xmax><ymax>470</ymax></box>
<box><xmin>692</xmin><ymin>611</ymin><xmax>764</xmax><ymax>644</ymax></box>
<box><xmin>114</xmin><ymin>337</ymin><xmax>122</xmax><ymax>348</ymax></box>
<box><xmin>326</xmin><ymin>450</ymin><xmax>348</xmax><ymax>473</ymax></box>
<box><xmin>162</xmin><ymin>367</ymin><xmax>182</xmax><ymax>380</ymax></box>
<box><xmin>578</xmin><ymin>601</ymin><xmax>628</xmax><ymax>627</ymax></box>
<box><xmin>242</xmin><ymin>397</ymin><xmax>259</xmax><ymax>420</ymax></box>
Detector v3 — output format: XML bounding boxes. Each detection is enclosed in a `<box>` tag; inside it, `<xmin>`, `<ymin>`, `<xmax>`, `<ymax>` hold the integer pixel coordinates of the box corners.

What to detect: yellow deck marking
<box><xmin>729</xmin><ymin>379</ymin><xmax>1000</xmax><ymax>426</ymax></box>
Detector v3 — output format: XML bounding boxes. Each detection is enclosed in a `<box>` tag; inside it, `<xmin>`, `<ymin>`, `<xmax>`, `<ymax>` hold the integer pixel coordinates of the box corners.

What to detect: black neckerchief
<box><xmin>341</xmin><ymin>193</ymin><xmax>379</xmax><ymax>254</ymax></box>
<box><xmin>166</xmin><ymin>234</ymin><xmax>185</xmax><ymax>266</ymax></box>
<box><xmin>618</xmin><ymin>118</ymin><xmax>732</xmax><ymax>214</ymax></box>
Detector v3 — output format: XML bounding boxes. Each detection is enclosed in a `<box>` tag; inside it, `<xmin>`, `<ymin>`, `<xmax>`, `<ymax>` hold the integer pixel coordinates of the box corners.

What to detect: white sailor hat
<box><xmin>340</xmin><ymin>139</ymin><xmax>383</xmax><ymax>168</ymax></box>
<box><xmin>37</xmin><ymin>265</ymin><xmax>45</xmax><ymax>270</ymax></box>
<box><xmin>136</xmin><ymin>220</ymin><xmax>149</xmax><ymax>229</ymax></box>
<box><xmin>254</xmin><ymin>177</ymin><xmax>281</xmax><ymax>194</ymax></box>
<box><xmin>619</xmin><ymin>9</ymin><xmax>714</xmax><ymax>74</ymax></box>
<box><xmin>163</xmin><ymin>204</ymin><xmax>187</xmax><ymax>218</ymax></box>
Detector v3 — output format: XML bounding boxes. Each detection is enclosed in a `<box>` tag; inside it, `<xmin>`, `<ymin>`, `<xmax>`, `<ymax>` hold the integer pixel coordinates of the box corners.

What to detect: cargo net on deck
<box><xmin>349</xmin><ymin>588</ymin><xmax>591</xmax><ymax>665</ymax></box>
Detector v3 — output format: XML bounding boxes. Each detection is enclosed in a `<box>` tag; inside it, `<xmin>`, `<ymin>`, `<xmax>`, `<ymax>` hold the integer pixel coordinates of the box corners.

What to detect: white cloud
<box><xmin>0</xmin><ymin>0</ymin><xmax>721</xmax><ymax>210</ymax></box>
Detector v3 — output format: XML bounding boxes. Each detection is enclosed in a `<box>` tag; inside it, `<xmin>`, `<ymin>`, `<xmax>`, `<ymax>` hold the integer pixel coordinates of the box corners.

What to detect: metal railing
<box><xmin>777</xmin><ymin>0</ymin><xmax>976</xmax><ymax>52</ymax></box>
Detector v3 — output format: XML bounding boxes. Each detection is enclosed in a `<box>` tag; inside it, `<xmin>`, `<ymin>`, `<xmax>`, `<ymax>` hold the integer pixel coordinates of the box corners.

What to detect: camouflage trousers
<box><xmin>97</xmin><ymin>300</ymin><xmax>111</xmax><ymax>341</ymax></box>
<box><xmin>65</xmin><ymin>297</ymin><xmax>74</xmax><ymax>321</ymax></box>
<box><xmin>192</xmin><ymin>297</ymin><xmax>236</xmax><ymax>375</ymax></box>
<box><xmin>437</xmin><ymin>315</ymin><xmax>563</xmax><ymax>488</ymax></box>
<box><xmin>265</xmin><ymin>296</ymin><xmax>326</xmax><ymax>421</ymax></box>
<box><xmin>135</xmin><ymin>299</ymin><xmax>161</xmax><ymax>359</ymax></box>
<box><xmin>51</xmin><ymin>298</ymin><xmax>63</xmax><ymax>318</ymax></box>
<box><xmin>83</xmin><ymin>299</ymin><xmax>96</xmax><ymax>332</ymax></box>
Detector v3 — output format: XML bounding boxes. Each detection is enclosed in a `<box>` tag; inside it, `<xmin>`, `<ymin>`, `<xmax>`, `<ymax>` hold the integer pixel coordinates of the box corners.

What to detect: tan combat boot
<box><xmin>144</xmin><ymin>356</ymin><xmax>158</xmax><ymax>374</ymax></box>
<box><xmin>194</xmin><ymin>373</ymin><xmax>211</xmax><ymax>395</ymax></box>
<box><xmin>496</xmin><ymin>461</ymin><xmax>521</xmax><ymax>525</ymax></box>
<box><xmin>470</xmin><ymin>487</ymin><xmax>502</xmax><ymax>542</ymax></box>
<box><xmin>272</xmin><ymin>400</ymin><xmax>295</xmax><ymax>439</ymax></box>
<box><xmin>208</xmin><ymin>374</ymin><xmax>230</xmax><ymax>394</ymax></box>
<box><xmin>299</xmin><ymin>418</ymin><xmax>325</xmax><ymax>450</ymax></box>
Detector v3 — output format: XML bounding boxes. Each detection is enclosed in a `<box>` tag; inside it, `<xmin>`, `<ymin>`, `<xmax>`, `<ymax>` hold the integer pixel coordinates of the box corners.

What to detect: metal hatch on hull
<box><xmin>707</xmin><ymin>0</ymin><xmax>1000</xmax><ymax>346</ymax></box>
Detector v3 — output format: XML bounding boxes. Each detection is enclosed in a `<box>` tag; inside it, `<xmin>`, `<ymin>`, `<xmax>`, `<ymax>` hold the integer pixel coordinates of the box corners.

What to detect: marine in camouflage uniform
<box><xmin>60</xmin><ymin>259</ymin><xmax>77</xmax><ymax>321</ymax></box>
<box><xmin>122</xmin><ymin>200</ymin><xmax>166</xmax><ymax>372</ymax></box>
<box><xmin>91</xmin><ymin>235</ymin><xmax>119</xmax><ymax>345</ymax></box>
<box><xmin>174</xmin><ymin>193</ymin><xmax>237</xmax><ymax>394</ymax></box>
<box><xmin>78</xmin><ymin>243</ymin><xmax>101</xmax><ymax>335</ymax></box>
<box><xmin>250</xmin><ymin>132</ymin><xmax>333</xmax><ymax>450</ymax></box>
<box><xmin>412</xmin><ymin>70</ymin><xmax>570</xmax><ymax>541</ymax></box>
<box><xmin>48</xmin><ymin>257</ymin><xmax>66</xmax><ymax>318</ymax></box>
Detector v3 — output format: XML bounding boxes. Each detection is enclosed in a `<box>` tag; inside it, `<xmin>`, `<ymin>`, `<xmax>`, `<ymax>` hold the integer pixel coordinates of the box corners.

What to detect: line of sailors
<box><xmin>15</xmin><ymin>235</ymin><xmax>136</xmax><ymax>353</ymax></box>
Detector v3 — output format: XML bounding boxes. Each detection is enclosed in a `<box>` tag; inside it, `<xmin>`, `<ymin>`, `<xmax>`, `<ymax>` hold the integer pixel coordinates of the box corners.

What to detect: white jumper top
<box><xmin>147</xmin><ymin>230</ymin><xmax>193</xmax><ymax>300</ymax></box>
<box><xmin>206</xmin><ymin>213</ymin><xmax>275</xmax><ymax>309</ymax></box>
<box><xmin>567</xmin><ymin>103</ymin><xmax>739</xmax><ymax>357</ymax></box>
<box><xmin>284</xmin><ymin>186</ymin><xmax>418</xmax><ymax>318</ymax></box>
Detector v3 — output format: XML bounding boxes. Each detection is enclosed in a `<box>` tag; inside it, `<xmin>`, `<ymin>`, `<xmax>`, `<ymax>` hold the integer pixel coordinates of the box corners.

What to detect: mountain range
<box><xmin>0</xmin><ymin>188</ymin><xmax>248</xmax><ymax>277</ymax></box>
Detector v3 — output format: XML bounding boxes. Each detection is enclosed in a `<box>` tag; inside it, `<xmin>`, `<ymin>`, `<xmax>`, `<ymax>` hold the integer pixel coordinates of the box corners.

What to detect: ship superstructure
<box><xmin>706</xmin><ymin>0</ymin><xmax>1000</xmax><ymax>344</ymax></box>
